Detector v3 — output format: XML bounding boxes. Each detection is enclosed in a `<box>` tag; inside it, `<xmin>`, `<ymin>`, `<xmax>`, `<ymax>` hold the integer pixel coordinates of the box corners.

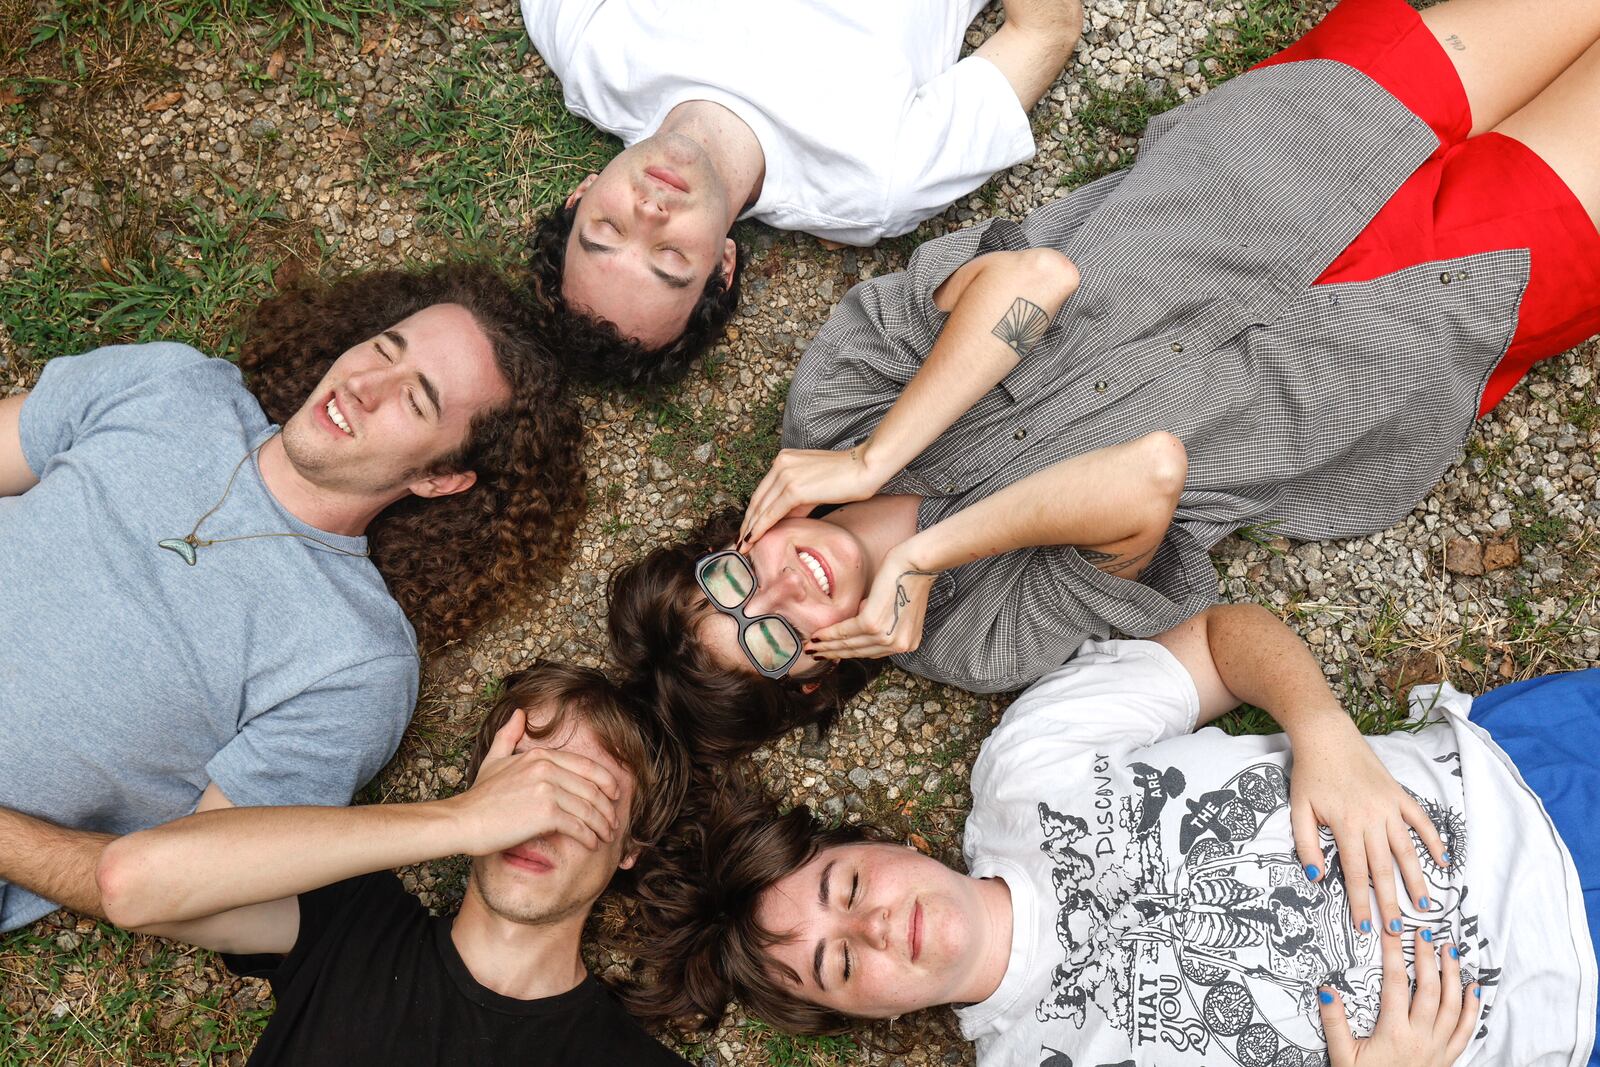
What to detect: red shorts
<box><xmin>1257</xmin><ymin>0</ymin><xmax>1600</xmax><ymax>413</ymax></box>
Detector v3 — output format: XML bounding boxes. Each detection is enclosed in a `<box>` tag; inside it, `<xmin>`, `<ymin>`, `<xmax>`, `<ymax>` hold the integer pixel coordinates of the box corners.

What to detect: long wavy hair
<box><xmin>239</xmin><ymin>263</ymin><xmax>586</xmax><ymax>648</ymax></box>
<box><xmin>607</xmin><ymin>507</ymin><xmax>884</xmax><ymax>763</ymax></box>
<box><xmin>618</xmin><ymin>770</ymin><xmax>891</xmax><ymax>1035</ymax></box>
<box><xmin>524</xmin><ymin>201</ymin><xmax>743</xmax><ymax>387</ymax></box>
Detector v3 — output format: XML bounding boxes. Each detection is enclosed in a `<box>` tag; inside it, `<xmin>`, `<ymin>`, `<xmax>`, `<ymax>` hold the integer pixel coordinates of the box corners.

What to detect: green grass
<box><xmin>362</xmin><ymin>30</ymin><xmax>617</xmax><ymax>248</ymax></box>
<box><xmin>741</xmin><ymin>1021</ymin><xmax>858</xmax><ymax>1067</ymax></box>
<box><xmin>0</xmin><ymin>920</ymin><xmax>272</xmax><ymax>1066</ymax></box>
<box><xmin>1075</xmin><ymin>80</ymin><xmax>1180</xmax><ymax>140</ymax></box>
<box><xmin>0</xmin><ymin>184</ymin><xmax>300</xmax><ymax>363</ymax></box>
<box><xmin>1194</xmin><ymin>0</ymin><xmax>1322</xmax><ymax>81</ymax></box>
<box><xmin>645</xmin><ymin>381</ymin><xmax>788</xmax><ymax>509</ymax></box>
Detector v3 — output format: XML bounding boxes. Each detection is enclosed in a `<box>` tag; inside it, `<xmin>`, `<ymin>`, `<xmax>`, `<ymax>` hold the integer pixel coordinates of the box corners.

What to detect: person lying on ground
<box><xmin>608</xmin><ymin>431</ymin><xmax>1185</xmax><ymax>759</ymax></box>
<box><xmin>644</xmin><ymin>0</ymin><xmax>1600</xmax><ymax>705</ymax></box>
<box><xmin>0</xmin><ymin>264</ymin><xmax>586</xmax><ymax>934</ymax></box>
<box><xmin>519</xmin><ymin>0</ymin><xmax>1084</xmax><ymax>384</ymax></box>
<box><xmin>75</xmin><ymin>663</ymin><xmax>687</xmax><ymax>1066</ymax></box>
<box><xmin>624</xmin><ymin>605</ymin><xmax>1599</xmax><ymax>1066</ymax></box>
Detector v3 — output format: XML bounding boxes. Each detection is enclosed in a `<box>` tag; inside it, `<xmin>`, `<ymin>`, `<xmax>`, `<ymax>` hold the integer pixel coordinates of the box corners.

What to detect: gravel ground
<box><xmin>2</xmin><ymin>1</ymin><xmax>1597</xmax><ymax>1064</ymax></box>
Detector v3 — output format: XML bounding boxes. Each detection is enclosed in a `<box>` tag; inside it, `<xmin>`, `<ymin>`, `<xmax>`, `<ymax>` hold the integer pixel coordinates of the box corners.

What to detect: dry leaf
<box><xmin>456</xmin><ymin>11</ymin><xmax>485</xmax><ymax>31</ymax></box>
<box><xmin>327</xmin><ymin>128</ymin><xmax>361</xmax><ymax>144</ymax></box>
<box><xmin>908</xmin><ymin>833</ymin><xmax>932</xmax><ymax>854</ymax></box>
<box><xmin>265</xmin><ymin>48</ymin><xmax>285</xmax><ymax>80</ymax></box>
<box><xmin>0</xmin><ymin>86</ymin><xmax>26</xmax><ymax>107</ymax></box>
<box><xmin>143</xmin><ymin>90</ymin><xmax>183</xmax><ymax>113</ymax></box>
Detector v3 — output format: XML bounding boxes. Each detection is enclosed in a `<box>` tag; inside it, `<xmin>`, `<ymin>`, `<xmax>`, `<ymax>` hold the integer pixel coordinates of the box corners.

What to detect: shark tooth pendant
<box><xmin>158</xmin><ymin>537</ymin><xmax>199</xmax><ymax>566</ymax></box>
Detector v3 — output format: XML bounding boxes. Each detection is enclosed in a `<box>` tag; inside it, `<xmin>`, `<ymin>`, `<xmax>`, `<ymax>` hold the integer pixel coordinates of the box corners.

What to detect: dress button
<box><xmin>1171</xmin><ymin>342</ymin><xmax>1184</xmax><ymax>354</ymax></box>
<box><xmin>1094</xmin><ymin>380</ymin><xmax>1108</xmax><ymax>393</ymax></box>
<box><xmin>944</xmin><ymin>481</ymin><xmax>957</xmax><ymax>493</ymax></box>
<box><xmin>1013</xmin><ymin>427</ymin><xmax>1027</xmax><ymax>440</ymax></box>
<box><xmin>1439</xmin><ymin>272</ymin><xmax>1452</xmax><ymax>284</ymax></box>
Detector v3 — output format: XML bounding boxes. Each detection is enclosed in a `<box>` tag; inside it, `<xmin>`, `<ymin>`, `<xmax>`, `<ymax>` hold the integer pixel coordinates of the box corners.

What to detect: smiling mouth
<box><xmin>796</xmin><ymin>548</ymin><xmax>833</xmax><ymax>597</ymax></box>
<box><xmin>910</xmin><ymin>901</ymin><xmax>922</xmax><ymax>963</ymax></box>
<box><xmin>325</xmin><ymin>395</ymin><xmax>353</xmax><ymax>437</ymax></box>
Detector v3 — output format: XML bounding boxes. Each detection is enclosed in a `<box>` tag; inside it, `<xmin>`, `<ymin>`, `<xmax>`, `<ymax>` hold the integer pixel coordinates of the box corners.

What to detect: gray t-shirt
<box><xmin>0</xmin><ymin>343</ymin><xmax>419</xmax><ymax>930</ymax></box>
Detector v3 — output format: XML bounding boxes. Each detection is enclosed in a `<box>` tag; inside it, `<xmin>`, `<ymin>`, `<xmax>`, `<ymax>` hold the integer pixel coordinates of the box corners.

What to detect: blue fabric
<box><xmin>0</xmin><ymin>344</ymin><xmax>418</xmax><ymax>931</ymax></box>
<box><xmin>1470</xmin><ymin>669</ymin><xmax>1600</xmax><ymax>1065</ymax></box>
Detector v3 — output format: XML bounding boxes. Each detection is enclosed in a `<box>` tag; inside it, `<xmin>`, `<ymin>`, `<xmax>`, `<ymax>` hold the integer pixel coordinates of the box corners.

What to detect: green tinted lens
<box><xmin>743</xmin><ymin>618</ymin><xmax>799</xmax><ymax>673</ymax></box>
<box><xmin>701</xmin><ymin>555</ymin><xmax>754</xmax><ymax>608</ymax></box>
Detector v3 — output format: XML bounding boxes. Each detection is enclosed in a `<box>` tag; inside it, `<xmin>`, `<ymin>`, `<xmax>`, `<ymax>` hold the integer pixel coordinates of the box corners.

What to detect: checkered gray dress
<box><xmin>782</xmin><ymin>59</ymin><xmax>1531</xmax><ymax>693</ymax></box>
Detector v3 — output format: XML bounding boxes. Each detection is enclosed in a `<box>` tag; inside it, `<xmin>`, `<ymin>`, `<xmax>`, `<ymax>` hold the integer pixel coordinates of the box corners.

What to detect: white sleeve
<box><xmin>998</xmin><ymin>640</ymin><xmax>1201</xmax><ymax>751</ymax></box>
<box><xmin>879</xmin><ymin>55</ymin><xmax>1037</xmax><ymax>240</ymax></box>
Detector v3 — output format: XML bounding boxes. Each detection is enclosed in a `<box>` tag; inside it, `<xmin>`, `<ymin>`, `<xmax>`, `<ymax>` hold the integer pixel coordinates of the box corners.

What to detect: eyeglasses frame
<box><xmin>694</xmin><ymin>550</ymin><xmax>806</xmax><ymax>680</ymax></box>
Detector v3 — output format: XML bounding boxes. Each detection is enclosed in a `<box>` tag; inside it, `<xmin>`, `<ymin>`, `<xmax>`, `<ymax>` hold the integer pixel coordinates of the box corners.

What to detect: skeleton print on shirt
<box><xmin>1034</xmin><ymin>752</ymin><xmax>1491</xmax><ymax>1067</ymax></box>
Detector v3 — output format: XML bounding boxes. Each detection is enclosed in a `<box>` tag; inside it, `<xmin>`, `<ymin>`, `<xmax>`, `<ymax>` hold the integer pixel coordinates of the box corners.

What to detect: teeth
<box><xmin>326</xmin><ymin>397</ymin><xmax>353</xmax><ymax>436</ymax></box>
<box><xmin>797</xmin><ymin>550</ymin><xmax>831</xmax><ymax>596</ymax></box>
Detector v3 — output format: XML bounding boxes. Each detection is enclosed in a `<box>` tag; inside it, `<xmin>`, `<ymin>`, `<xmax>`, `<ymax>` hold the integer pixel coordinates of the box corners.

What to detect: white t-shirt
<box><xmin>956</xmin><ymin>640</ymin><xmax>1596</xmax><ymax>1067</ymax></box>
<box><xmin>520</xmin><ymin>0</ymin><xmax>1037</xmax><ymax>246</ymax></box>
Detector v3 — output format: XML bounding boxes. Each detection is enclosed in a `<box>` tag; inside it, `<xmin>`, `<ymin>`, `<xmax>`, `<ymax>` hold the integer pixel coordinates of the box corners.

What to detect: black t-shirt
<box><xmin>223</xmin><ymin>873</ymin><xmax>686</xmax><ymax>1067</ymax></box>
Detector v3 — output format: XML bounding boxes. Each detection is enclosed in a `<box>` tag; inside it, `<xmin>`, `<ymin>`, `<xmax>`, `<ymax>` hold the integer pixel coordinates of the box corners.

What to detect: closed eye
<box><xmin>842</xmin><ymin>942</ymin><xmax>852</xmax><ymax>982</ymax></box>
<box><xmin>407</xmin><ymin>391</ymin><xmax>423</xmax><ymax>417</ymax></box>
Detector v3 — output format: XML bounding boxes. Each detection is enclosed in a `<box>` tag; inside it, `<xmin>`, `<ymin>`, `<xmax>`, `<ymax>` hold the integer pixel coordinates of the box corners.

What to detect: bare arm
<box><xmin>741</xmin><ymin>249</ymin><xmax>1080</xmax><ymax>545</ymax></box>
<box><xmin>0</xmin><ymin>392</ymin><xmax>38</xmax><ymax>496</ymax></box>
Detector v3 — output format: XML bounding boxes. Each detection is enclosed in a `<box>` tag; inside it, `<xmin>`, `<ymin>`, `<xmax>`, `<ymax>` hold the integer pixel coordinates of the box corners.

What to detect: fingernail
<box><xmin>1317</xmin><ymin>990</ymin><xmax>1334</xmax><ymax>1005</ymax></box>
<box><xmin>1475</xmin><ymin>986</ymin><xmax>1482</xmax><ymax>999</ymax></box>
<box><xmin>1442</xmin><ymin>850</ymin><xmax>1453</xmax><ymax>864</ymax></box>
<box><xmin>1420</xmin><ymin>928</ymin><xmax>1433</xmax><ymax>942</ymax></box>
<box><xmin>1303</xmin><ymin>864</ymin><xmax>1320</xmax><ymax>881</ymax></box>
<box><xmin>1450</xmin><ymin>946</ymin><xmax>1460</xmax><ymax>959</ymax></box>
<box><xmin>1419</xmin><ymin>895</ymin><xmax>1431</xmax><ymax>908</ymax></box>
<box><xmin>1359</xmin><ymin>919</ymin><xmax>1372</xmax><ymax>933</ymax></box>
<box><xmin>1388</xmin><ymin>918</ymin><xmax>1402</xmax><ymax>934</ymax></box>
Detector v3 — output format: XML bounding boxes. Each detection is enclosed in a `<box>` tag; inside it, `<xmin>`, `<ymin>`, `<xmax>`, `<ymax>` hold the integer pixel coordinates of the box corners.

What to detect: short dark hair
<box><xmin>606</xmin><ymin>507</ymin><xmax>884</xmax><ymax>763</ymax></box>
<box><xmin>619</xmin><ymin>772</ymin><xmax>891</xmax><ymax>1035</ymax></box>
<box><xmin>466</xmin><ymin>661</ymin><xmax>689</xmax><ymax>857</ymax></box>
<box><xmin>524</xmin><ymin>200</ymin><xmax>743</xmax><ymax>387</ymax></box>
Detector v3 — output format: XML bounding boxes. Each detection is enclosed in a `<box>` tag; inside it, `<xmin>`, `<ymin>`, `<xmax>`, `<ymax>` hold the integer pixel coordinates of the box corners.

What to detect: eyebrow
<box><xmin>812</xmin><ymin>859</ymin><xmax>836</xmax><ymax>990</ymax></box>
<box><xmin>577</xmin><ymin>233</ymin><xmax>696</xmax><ymax>290</ymax></box>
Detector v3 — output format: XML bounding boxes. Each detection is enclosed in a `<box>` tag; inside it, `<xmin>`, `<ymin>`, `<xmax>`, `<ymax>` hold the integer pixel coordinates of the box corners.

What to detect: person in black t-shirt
<box><xmin>92</xmin><ymin>661</ymin><xmax>689</xmax><ymax>1067</ymax></box>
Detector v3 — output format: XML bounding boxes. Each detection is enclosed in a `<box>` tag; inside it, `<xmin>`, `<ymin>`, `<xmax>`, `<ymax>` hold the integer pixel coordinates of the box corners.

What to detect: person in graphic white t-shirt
<box><xmin>622</xmin><ymin>604</ymin><xmax>1598</xmax><ymax>1067</ymax></box>
<box><xmin>519</xmin><ymin>0</ymin><xmax>1083</xmax><ymax>385</ymax></box>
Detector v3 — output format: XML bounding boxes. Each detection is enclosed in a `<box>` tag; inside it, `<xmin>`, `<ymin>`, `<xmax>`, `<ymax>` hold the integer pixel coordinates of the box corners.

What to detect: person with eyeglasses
<box><xmin>608</xmin><ymin>431</ymin><xmax>1186</xmax><ymax>761</ymax></box>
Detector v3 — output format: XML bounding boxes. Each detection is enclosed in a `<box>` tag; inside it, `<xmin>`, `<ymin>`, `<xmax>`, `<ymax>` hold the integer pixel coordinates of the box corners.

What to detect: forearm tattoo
<box><xmin>1079</xmin><ymin>544</ymin><xmax>1159</xmax><ymax>575</ymax></box>
<box><xmin>888</xmin><ymin>569</ymin><xmax>938</xmax><ymax>636</ymax></box>
<box><xmin>991</xmin><ymin>298</ymin><xmax>1050</xmax><ymax>359</ymax></box>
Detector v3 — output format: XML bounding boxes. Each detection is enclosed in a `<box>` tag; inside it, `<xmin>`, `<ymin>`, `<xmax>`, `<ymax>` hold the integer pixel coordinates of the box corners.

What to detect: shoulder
<box><xmin>578</xmin><ymin>982</ymin><xmax>690</xmax><ymax>1065</ymax></box>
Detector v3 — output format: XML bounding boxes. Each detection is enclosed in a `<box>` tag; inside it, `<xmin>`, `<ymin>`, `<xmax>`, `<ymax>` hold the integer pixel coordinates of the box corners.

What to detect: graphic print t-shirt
<box><xmin>955</xmin><ymin>641</ymin><xmax>1595</xmax><ymax>1067</ymax></box>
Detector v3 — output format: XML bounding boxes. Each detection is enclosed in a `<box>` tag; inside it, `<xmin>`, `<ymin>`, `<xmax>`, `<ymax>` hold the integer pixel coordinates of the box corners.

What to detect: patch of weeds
<box><xmin>295</xmin><ymin>66</ymin><xmax>353</xmax><ymax>122</ymax></box>
<box><xmin>1499</xmin><ymin>594</ymin><xmax>1595</xmax><ymax>677</ymax></box>
<box><xmin>0</xmin><ymin>183</ymin><xmax>297</xmax><ymax>362</ymax></box>
<box><xmin>741</xmin><ymin>1021</ymin><xmax>858</xmax><ymax>1067</ymax></box>
<box><xmin>1510</xmin><ymin>489</ymin><xmax>1570</xmax><ymax>548</ymax></box>
<box><xmin>0</xmin><ymin>920</ymin><xmax>271</xmax><ymax>1064</ymax></box>
<box><xmin>1235</xmin><ymin>520</ymin><xmax>1288</xmax><ymax>552</ymax></box>
<box><xmin>1057</xmin><ymin>155</ymin><xmax>1124</xmax><ymax>190</ymax></box>
<box><xmin>364</xmin><ymin>30</ymin><xmax>616</xmax><ymax>248</ymax></box>
<box><xmin>1463</xmin><ymin>432</ymin><xmax>1514</xmax><ymax>477</ymax></box>
<box><xmin>1075</xmin><ymin>79</ymin><xmax>1179</xmax><ymax>139</ymax></box>
<box><xmin>1193</xmin><ymin>0</ymin><xmax>1321</xmax><ymax>82</ymax></box>
<box><xmin>1566</xmin><ymin>398</ymin><xmax>1600</xmax><ymax>433</ymax></box>
<box><xmin>645</xmin><ymin>380</ymin><xmax>788</xmax><ymax>510</ymax></box>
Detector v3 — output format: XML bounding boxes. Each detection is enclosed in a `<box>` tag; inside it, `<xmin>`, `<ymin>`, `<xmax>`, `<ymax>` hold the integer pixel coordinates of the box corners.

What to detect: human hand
<box><xmin>805</xmin><ymin>544</ymin><xmax>937</xmax><ymax>661</ymax></box>
<box><xmin>739</xmin><ymin>445</ymin><xmax>886</xmax><ymax>549</ymax></box>
<box><xmin>1288</xmin><ymin>716</ymin><xmax>1450</xmax><ymax>935</ymax></box>
<box><xmin>448</xmin><ymin>709</ymin><xmax>623</xmax><ymax>856</ymax></box>
<box><xmin>1320</xmin><ymin>928</ymin><xmax>1480</xmax><ymax>1067</ymax></box>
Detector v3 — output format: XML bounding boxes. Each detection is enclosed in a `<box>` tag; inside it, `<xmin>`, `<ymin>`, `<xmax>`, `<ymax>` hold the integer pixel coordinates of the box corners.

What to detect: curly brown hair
<box><xmin>524</xmin><ymin>201</ymin><xmax>743</xmax><ymax>388</ymax></box>
<box><xmin>239</xmin><ymin>263</ymin><xmax>586</xmax><ymax>648</ymax></box>
<box><xmin>606</xmin><ymin>507</ymin><xmax>884</xmax><ymax>764</ymax></box>
<box><xmin>618</xmin><ymin>770</ymin><xmax>892</xmax><ymax>1035</ymax></box>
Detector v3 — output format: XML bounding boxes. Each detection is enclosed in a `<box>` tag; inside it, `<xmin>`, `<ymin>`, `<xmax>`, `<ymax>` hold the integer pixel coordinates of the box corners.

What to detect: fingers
<box><xmin>1389</xmin><ymin>818</ymin><xmax>1433</xmax><ymax>914</ymax></box>
<box><xmin>1376</xmin><ymin>916</ymin><xmax>1410</xmax><ymax>1021</ymax></box>
<box><xmin>487</xmin><ymin>708</ymin><xmax>527</xmax><ymax>762</ymax></box>
<box><xmin>1410</xmin><ymin>929</ymin><xmax>1441</xmax><ymax>1032</ymax></box>
<box><xmin>1364</xmin><ymin>827</ymin><xmax>1403</xmax><ymax>937</ymax></box>
<box><xmin>1403</xmin><ymin>793</ymin><xmax>1452</xmax><ymax>873</ymax></box>
<box><xmin>533</xmin><ymin>747</ymin><xmax>624</xmax><ymax>802</ymax></box>
<box><xmin>1318</xmin><ymin>987</ymin><xmax>1357</xmax><ymax>1067</ymax></box>
<box><xmin>1433</xmin><ymin>936</ymin><xmax>1464</xmax><ymax>1042</ymax></box>
<box><xmin>1446</xmin><ymin>981</ymin><xmax>1483</xmax><ymax>1061</ymax></box>
<box><xmin>1338</xmin><ymin>833</ymin><xmax>1375</xmax><ymax>934</ymax></box>
<box><xmin>549</xmin><ymin>784</ymin><xmax>618</xmax><ymax>850</ymax></box>
<box><xmin>1290</xmin><ymin>800</ymin><xmax>1327</xmax><ymax>886</ymax></box>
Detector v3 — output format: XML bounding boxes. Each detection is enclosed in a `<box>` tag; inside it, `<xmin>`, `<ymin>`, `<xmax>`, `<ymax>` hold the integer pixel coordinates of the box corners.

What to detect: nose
<box><xmin>747</xmin><ymin>566</ymin><xmax>805</xmax><ymax>616</ymax></box>
<box><xmin>850</xmin><ymin>907</ymin><xmax>890</xmax><ymax>951</ymax></box>
<box><xmin>344</xmin><ymin>365</ymin><xmax>399</xmax><ymax>410</ymax></box>
<box><xmin>633</xmin><ymin>190</ymin><xmax>670</xmax><ymax>220</ymax></box>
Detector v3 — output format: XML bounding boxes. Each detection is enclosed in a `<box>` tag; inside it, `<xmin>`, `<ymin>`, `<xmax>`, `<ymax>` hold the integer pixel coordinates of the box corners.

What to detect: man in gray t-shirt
<box><xmin>0</xmin><ymin>269</ymin><xmax>571</xmax><ymax>932</ymax></box>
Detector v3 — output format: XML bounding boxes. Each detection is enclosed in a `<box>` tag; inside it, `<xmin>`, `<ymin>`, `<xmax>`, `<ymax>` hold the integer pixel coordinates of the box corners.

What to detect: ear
<box><xmin>799</xmin><ymin>680</ymin><xmax>822</xmax><ymax>696</ymax></box>
<box><xmin>718</xmin><ymin>237</ymin><xmax>737</xmax><ymax>288</ymax></box>
<box><xmin>564</xmin><ymin>173</ymin><xmax>598</xmax><ymax>210</ymax></box>
<box><xmin>408</xmin><ymin>469</ymin><xmax>477</xmax><ymax>499</ymax></box>
<box><xmin>618</xmin><ymin>848</ymin><xmax>640</xmax><ymax>872</ymax></box>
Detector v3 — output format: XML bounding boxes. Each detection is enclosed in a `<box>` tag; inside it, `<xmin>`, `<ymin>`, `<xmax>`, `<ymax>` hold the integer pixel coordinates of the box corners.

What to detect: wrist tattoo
<box><xmin>991</xmin><ymin>298</ymin><xmax>1050</xmax><ymax>359</ymax></box>
<box><xmin>888</xmin><ymin>569</ymin><xmax>937</xmax><ymax>636</ymax></box>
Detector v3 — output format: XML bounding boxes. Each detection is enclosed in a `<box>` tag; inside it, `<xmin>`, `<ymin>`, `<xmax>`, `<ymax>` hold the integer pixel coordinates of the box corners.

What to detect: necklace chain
<box><xmin>157</xmin><ymin>436</ymin><xmax>371</xmax><ymax>565</ymax></box>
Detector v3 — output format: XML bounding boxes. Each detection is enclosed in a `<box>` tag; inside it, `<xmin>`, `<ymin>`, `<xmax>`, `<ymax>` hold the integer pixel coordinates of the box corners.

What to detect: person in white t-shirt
<box><xmin>519</xmin><ymin>0</ymin><xmax>1083</xmax><ymax>385</ymax></box>
<box><xmin>623</xmin><ymin>604</ymin><xmax>1598</xmax><ymax>1067</ymax></box>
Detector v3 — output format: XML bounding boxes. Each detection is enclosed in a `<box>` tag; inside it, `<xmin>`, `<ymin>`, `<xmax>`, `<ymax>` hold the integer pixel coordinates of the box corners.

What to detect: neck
<box><xmin>960</xmin><ymin>874</ymin><xmax>1015</xmax><ymax>1006</ymax></box>
<box><xmin>657</xmin><ymin>99</ymin><xmax>766</xmax><ymax>218</ymax></box>
<box><xmin>449</xmin><ymin>883</ymin><xmax>588</xmax><ymax>1000</ymax></box>
<box><xmin>255</xmin><ymin>434</ymin><xmax>395</xmax><ymax>537</ymax></box>
<box><xmin>820</xmin><ymin>495</ymin><xmax>922</xmax><ymax>589</ymax></box>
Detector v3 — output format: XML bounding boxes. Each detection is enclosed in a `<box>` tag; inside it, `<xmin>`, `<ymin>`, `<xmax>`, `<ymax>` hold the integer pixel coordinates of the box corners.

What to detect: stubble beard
<box><xmin>468</xmin><ymin>858</ymin><xmax>596</xmax><ymax>929</ymax></box>
<box><xmin>279</xmin><ymin>407</ymin><xmax>419</xmax><ymax>499</ymax></box>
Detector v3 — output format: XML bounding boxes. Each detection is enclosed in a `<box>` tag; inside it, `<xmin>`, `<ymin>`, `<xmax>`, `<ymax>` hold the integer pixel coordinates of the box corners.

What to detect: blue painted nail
<box><xmin>1318</xmin><ymin>990</ymin><xmax>1334</xmax><ymax>1005</ymax></box>
<box><xmin>1419</xmin><ymin>895</ymin><xmax>1431</xmax><ymax>908</ymax></box>
<box><xmin>1420</xmin><ymin>928</ymin><xmax>1433</xmax><ymax>942</ymax></box>
<box><xmin>1474</xmin><ymin>987</ymin><xmax>1482</xmax><ymax>999</ymax></box>
<box><xmin>1360</xmin><ymin>919</ymin><xmax>1372</xmax><ymax>933</ymax></box>
<box><xmin>1388</xmin><ymin>918</ymin><xmax>1402</xmax><ymax>933</ymax></box>
<box><xmin>1304</xmin><ymin>864</ymin><xmax>1320</xmax><ymax>881</ymax></box>
<box><xmin>1450</xmin><ymin>946</ymin><xmax>1460</xmax><ymax>959</ymax></box>
<box><xmin>1442</xmin><ymin>850</ymin><xmax>1453</xmax><ymax>864</ymax></box>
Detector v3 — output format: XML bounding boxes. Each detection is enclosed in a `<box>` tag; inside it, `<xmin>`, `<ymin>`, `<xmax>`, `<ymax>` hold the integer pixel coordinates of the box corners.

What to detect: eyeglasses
<box><xmin>694</xmin><ymin>550</ymin><xmax>803</xmax><ymax>679</ymax></box>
